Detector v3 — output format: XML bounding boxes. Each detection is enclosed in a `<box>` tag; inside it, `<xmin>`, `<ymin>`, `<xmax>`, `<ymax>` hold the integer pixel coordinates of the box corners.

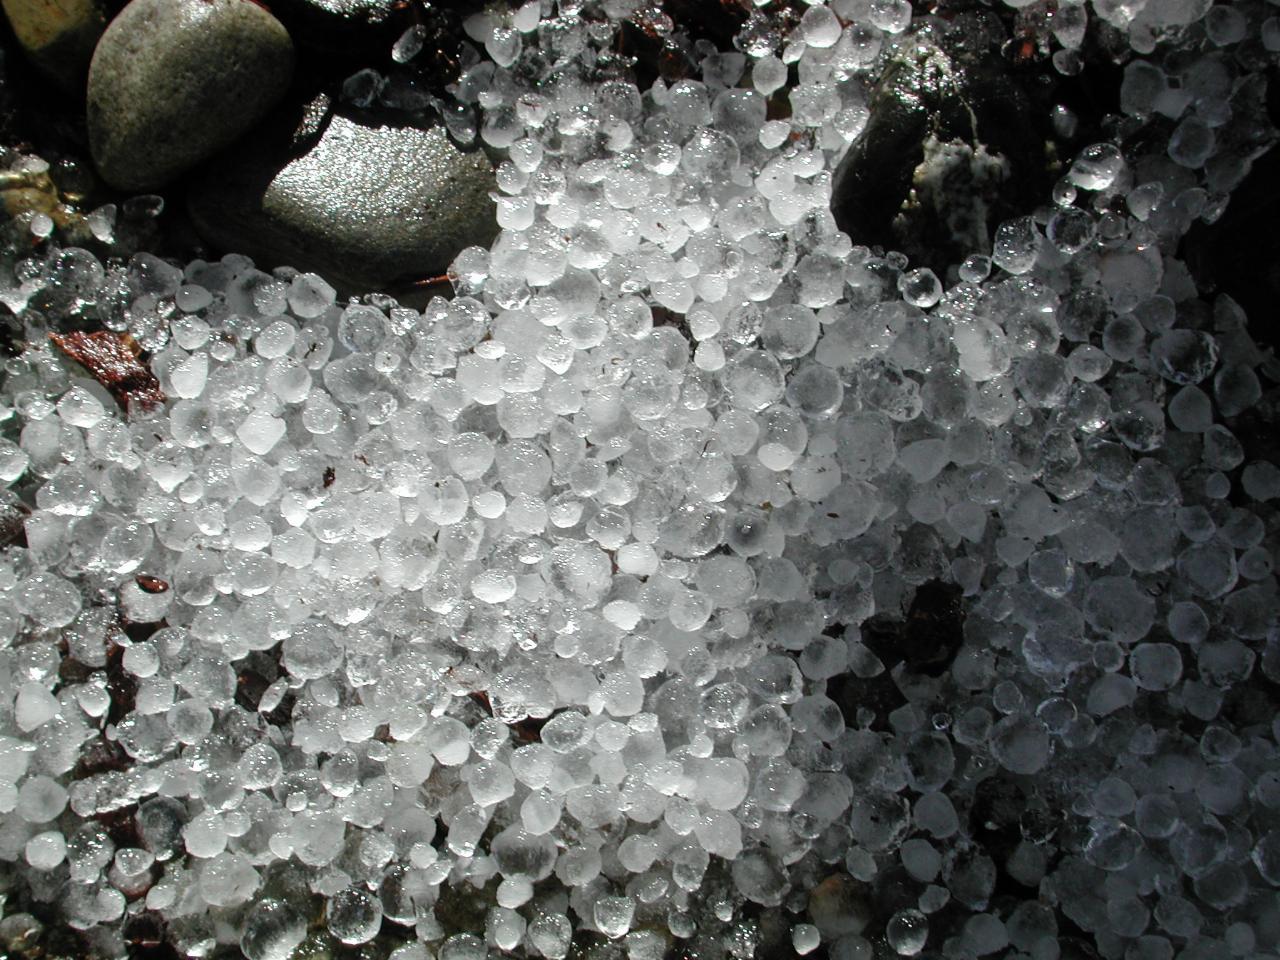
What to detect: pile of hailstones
<box><xmin>2</xmin><ymin>0</ymin><xmax>1280</xmax><ymax>958</ymax></box>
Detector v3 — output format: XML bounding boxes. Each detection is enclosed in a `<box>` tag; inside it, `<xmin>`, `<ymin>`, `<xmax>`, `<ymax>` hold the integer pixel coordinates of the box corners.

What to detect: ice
<box><xmin>992</xmin><ymin>217</ymin><xmax>1041</xmax><ymax>274</ymax></box>
<box><xmin>695</xmin><ymin>757</ymin><xmax>750</xmax><ymax>810</ymax></box>
<box><xmin>235</xmin><ymin>410</ymin><xmax>286</xmax><ymax>456</ymax></box>
<box><xmin>1168</xmin><ymin>117</ymin><xmax>1215</xmax><ymax>168</ymax></box>
<box><xmin>800</xmin><ymin>7</ymin><xmax>841</xmax><ymax>49</ymax></box>
<box><xmin>175</xmin><ymin>283</ymin><xmax>212</xmax><ymax>313</ymax></box>
<box><xmin>593</xmin><ymin>896</ymin><xmax>635</xmax><ymax>939</ymax></box>
<box><xmin>1151</xmin><ymin>330</ymin><xmax>1219</xmax><ymax>385</ymax></box>
<box><xmin>989</xmin><ymin>715</ymin><xmax>1051</xmax><ymax>775</ymax></box>
<box><xmin>14</xmin><ymin>682</ymin><xmax>59</xmax><ymax>732</ymax></box>
<box><xmin>528</xmin><ymin>914</ymin><xmax>571</xmax><ymax>959</ymax></box>
<box><xmin>899</xmin><ymin>269</ymin><xmax>942</xmax><ymax>308</ymax></box>
<box><xmin>197</xmin><ymin>853</ymin><xmax>259</xmax><ymax>907</ymax></box>
<box><xmin>1046</xmin><ymin>207</ymin><xmax>1096</xmax><ymax>254</ymax></box>
<box><xmin>24</xmin><ymin>830</ymin><xmax>67</xmax><ymax>870</ymax></box>
<box><xmin>509</xmin><ymin>785</ymin><xmax>559</xmax><ymax>834</ymax></box>
<box><xmin>1069</xmin><ymin>142</ymin><xmax>1124</xmax><ymax>191</ymax></box>
<box><xmin>286</xmin><ymin>273</ymin><xmax>336</xmax><ymax>318</ymax></box>
<box><xmin>886</xmin><ymin>909</ymin><xmax>929</xmax><ymax>956</ymax></box>
<box><xmin>0</xmin><ymin>1</ymin><xmax>1276</xmax><ymax>956</ymax></box>
<box><xmin>240</xmin><ymin>900</ymin><xmax>307</xmax><ymax>960</ymax></box>
<box><xmin>0</xmin><ymin>438</ymin><xmax>30</xmax><ymax>482</ymax></box>
<box><xmin>16</xmin><ymin>776</ymin><xmax>68</xmax><ymax>823</ymax></box>
<box><xmin>467</xmin><ymin>758</ymin><xmax>516</xmax><ymax>806</ymax></box>
<box><xmin>55</xmin><ymin>386</ymin><xmax>105</xmax><ymax>427</ymax></box>
<box><xmin>168</xmin><ymin>351</ymin><xmax>209</xmax><ymax>398</ymax></box>
<box><xmin>13</xmin><ymin>574</ymin><xmax>81</xmax><ymax>627</ymax></box>
<box><xmin>182</xmin><ymin>810</ymin><xmax>227</xmax><ymax>858</ymax></box>
<box><xmin>788</xmin><ymin>923</ymin><xmax>820</xmax><ymax>955</ymax></box>
<box><xmin>1130</xmin><ymin>643</ymin><xmax>1183</xmax><ymax>691</ymax></box>
<box><xmin>237</xmin><ymin>743</ymin><xmax>283</xmax><ymax>789</ymax></box>
<box><xmin>1241</xmin><ymin>460</ymin><xmax>1280</xmax><ymax>501</ymax></box>
<box><xmin>327</xmin><ymin>887</ymin><xmax>383</xmax><ymax>945</ymax></box>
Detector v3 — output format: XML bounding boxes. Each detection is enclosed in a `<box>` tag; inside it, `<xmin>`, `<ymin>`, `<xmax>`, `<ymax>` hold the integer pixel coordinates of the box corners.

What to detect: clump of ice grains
<box><xmin>1</xmin><ymin>0</ymin><xmax>1279</xmax><ymax>958</ymax></box>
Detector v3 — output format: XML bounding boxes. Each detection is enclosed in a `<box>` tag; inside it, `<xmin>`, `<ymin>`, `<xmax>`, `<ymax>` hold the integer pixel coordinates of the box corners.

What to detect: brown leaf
<box><xmin>49</xmin><ymin>331</ymin><xmax>165</xmax><ymax>413</ymax></box>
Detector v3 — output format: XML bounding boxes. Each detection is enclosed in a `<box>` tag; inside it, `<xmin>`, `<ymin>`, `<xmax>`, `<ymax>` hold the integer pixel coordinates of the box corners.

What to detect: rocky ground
<box><xmin>0</xmin><ymin>0</ymin><xmax>499</xmax><ymax>296</ymax></box>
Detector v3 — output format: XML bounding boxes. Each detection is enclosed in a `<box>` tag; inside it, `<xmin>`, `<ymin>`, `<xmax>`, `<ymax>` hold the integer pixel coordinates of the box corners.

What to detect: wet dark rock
<box><xmin>121</xmin><ymin>913</ymin><xmax>173</xmax><ymax>959</ymax></box>
<box><xmin>0</xmin><ymin>0</ymin><xmax>106</xmax><ymax>90</ymax></box>
<box><xmin>967</xmin><ymin>774</ymin><xmax>1025</xmax><ymax>852</ymax></box>
<box><xmin>866</xmin><ymin>862</ymin><xmax>920</xmax><ymax>925</ymax></box>
<box><xmin>186</xmin><ymin>108</ymin><xmax>497</xmax><ymax>294</ymax></box>
<box><xmin>808</xmin><ymin>873</ymin><xmax>872</xmax><ymax>940</ymax></box>
<box><xmin>269</xmin><ymin>0</ymin><xmax>400</xmax><ymax>57</ymax></box>
<box><xmin>616</xmin><ymin>0</ymin><xmax>760</xmax><ymax>89</ymax></box>
<box><xmin>900</xmin><ymin>580</ymin><xmax>966</xmax><ymax>676</ymax></box>
<box><xmin>285</xmin><ymin>0</ymin><xmax>394</xmax><ymax>21</ymax></box>
<box><xmin>1181</xmin><ymin>74</ymin><xmax>1280</xmax><ymax>356</ymax></box>
<box><xmin>1058</xmin><ymin>935</ymin><xmax>1106</xmax><ymax>960</ymax></box>
<box><xmin>86</xmin><ymin>0</ymin><xmax>294</xmax><ymax>191</ymax></box>
<box><xmin>857</xmin><ymin>580</ymin><xmax>965</xmax><ymax>679</ymax></box>
<box><xmin>831</xmin><ymin>9</ymin><xmax>1116</xmax><ymax>275</ymax></box>
<box><xmin>825</xmin><ymin>666</ymin><xmax>909</xmax><ymax>733</ymax></box>
<box><xmin>831</xmin><ymin>34</ymin><xmax>972</xmax><ymax>261</ymax></box>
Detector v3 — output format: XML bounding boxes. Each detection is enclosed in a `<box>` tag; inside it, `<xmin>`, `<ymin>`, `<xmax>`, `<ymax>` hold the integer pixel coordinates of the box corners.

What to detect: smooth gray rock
<box><xmin>87</xmin><ymin>0</ymin><xmax>294</xmax><ymax>191</ymax></box>
<box><xmin>186</xmin><ymin>111</ymin><xmax>498</xmax><ymax>293</ymax></box>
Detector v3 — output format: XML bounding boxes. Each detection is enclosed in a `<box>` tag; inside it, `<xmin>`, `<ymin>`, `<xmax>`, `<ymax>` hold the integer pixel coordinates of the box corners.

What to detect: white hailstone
<box><xmin>16</xmin><ymin>776</ymin><xmax>67</xmax><ymax>823</ymax></box>
<box><xmin>25</xmin><ymin>831</ymin><xmax>67</xmax><ymax>869</ymax></box>
<box><xmin>255</xmin><ymin>320</ymin><xmax>297</xmax><ymax>359</ymax></box>
<box><xmin>241</xmin><ymin>900</ymin><xmax>307</xmax><ymax>960</ymax></box>
<box><xmin>594</xmin><ymin>896</ymin><xmax>635</xmax><ymax>939</ymax></box>
<box><xmin>55</xmin><ymin>386</ymin><xmax>105</xmax><ymax>427</ymax></box>
<box><xmin>792</xmin><ymin>924</ymin><xmax>821</xmax><ymax>955</ymax></box>
<box><xmin>287</xmin><ymin>273</ymin><xmax>336</xmax><ymax>318</ymax></box>
<box><xmin>0</xmin><ymin>437</ymin><xmax>30</xmax><ymax>482</ymax></box>
<box><xmin>169</xmin><ymin>352</ymin><xmax>209</xmax><ymax>398</ymax></box>
<box><xmin>236</xmin><ymin>410</ymin><xmax>286</xmax><ymax>455</ymax></box>
<box><xmin>799</xmin><ymin>5</ymin><xmax>841</xmax><ymax>47</ymax></box>
<box><xmin>14</xmin><ymin>682</ymin><xmax>59</xmax><ymax>732</ymax></box>
<box><xmin>470</xmin><ymin>570</ymin><xmax>516</xmax><ymax>603</ymax></box>
<box><xmin>327</xmin><ymin>888</ymin><xmax>382</xmax><ymax>945</ymax></box>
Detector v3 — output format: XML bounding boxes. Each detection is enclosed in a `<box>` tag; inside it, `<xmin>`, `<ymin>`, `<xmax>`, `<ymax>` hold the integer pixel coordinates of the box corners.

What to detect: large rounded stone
<box><xmin>186</xmin><ymin>110</ymin><xmax>498</xmax><ymax>293</ymax></box>
<box><xmin>86</xmin><ymin>0</ymin><xmax>294</xmax><ymax>191</ymax></box>
<box><xmin>0</xmin><ymin>0</ymin><xmax>106</xmax><ymax>90</ymax></box>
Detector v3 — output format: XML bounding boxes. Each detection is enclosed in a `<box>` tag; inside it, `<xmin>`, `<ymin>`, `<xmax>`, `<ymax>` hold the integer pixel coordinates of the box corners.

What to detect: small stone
<box><xmin>0</xmin><ymin>0</ymin><xmax>106</xmax><ymax>89</ymax></box>
<box><xmin>87</xmin><ymin>0</ymin><xmax>295</xmax><ymax>191</ymax></box>
<box><xmin>187</xmin><ymin>112</ymin><xmax>497</xmax><ymax>293</ymax></box>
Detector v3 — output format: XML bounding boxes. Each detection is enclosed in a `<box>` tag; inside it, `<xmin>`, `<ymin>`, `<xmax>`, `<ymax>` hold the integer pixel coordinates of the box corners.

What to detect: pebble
<box><xmin>186</xmin><ymin>112</ymin><xmax>497</xmax><ymax>293</ymax></box>
<box><xmin>86</xmin><ymin>0</ymin><xmax>294</xmax><ymax>191</ymax></box>
<box><xmin>0</xmin><ymin>0</ymin><xmax>106</xmax><ymax>90</ymax></box>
